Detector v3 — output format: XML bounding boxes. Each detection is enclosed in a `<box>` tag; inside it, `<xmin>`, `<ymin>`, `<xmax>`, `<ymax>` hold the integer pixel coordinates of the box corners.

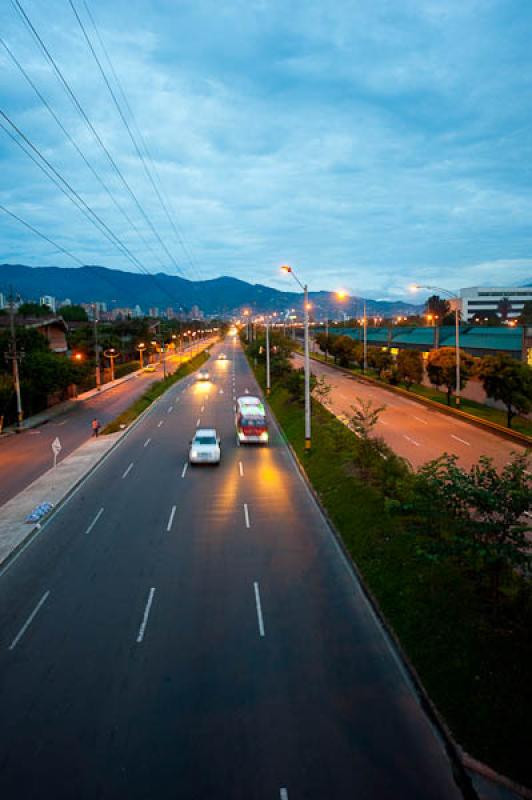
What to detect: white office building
<box><xmin>460</xmin><ymin>286</ymin><xmax>532</xmax><ymax>321</ymax></box>
<box><xmin>40</xmin><ymin>295</ymin><xmax>56</xmax><ymax>312</ymax></box>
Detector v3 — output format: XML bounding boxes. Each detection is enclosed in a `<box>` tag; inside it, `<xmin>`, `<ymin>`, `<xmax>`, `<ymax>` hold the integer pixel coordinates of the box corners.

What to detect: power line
<box><xmin>0</xmin><ymin>203</ymin><xmax>85</xmax><ymax>266</ymax></box>
<box><xmin>0</xmin><ymin>35</ymin><xmax>169</xmax><ymax>273</ymax></box>
<box><xmin>11</xmin><ymin>0</ymin><xmax>186</xmax><ymax>277</ymax></box>
<box><xmin>73</xmin><ymin>0</ymin><xmax>201</xmax><ymax>281</ymax></box>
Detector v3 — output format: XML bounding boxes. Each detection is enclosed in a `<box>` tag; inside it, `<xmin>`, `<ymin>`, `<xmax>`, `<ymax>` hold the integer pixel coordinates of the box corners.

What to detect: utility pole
<box><xmin>5</xmin><ymin>293</ymin><xmax>23</xmax><ymax>431</ymax></box>
<box><xmin>265</xmin><ymin>316</ymin><xmax>271</xmax><ymax>395</ymax></box>
<box><xmin>93</xmin><ymin>304</ymin><xmax>101</xmax><ymax>390</ymax></box>
<box><xmin>363</xmin><ymin>300</ymin><xmax>368</xmax><ymax>372</ymax></box>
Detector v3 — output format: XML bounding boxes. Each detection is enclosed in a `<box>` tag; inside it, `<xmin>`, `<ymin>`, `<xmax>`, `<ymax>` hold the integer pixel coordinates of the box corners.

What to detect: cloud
<box><xmin>1</xmin><ymin>0</ymin><xmax>532</xmax><ymax>300</ymax></box>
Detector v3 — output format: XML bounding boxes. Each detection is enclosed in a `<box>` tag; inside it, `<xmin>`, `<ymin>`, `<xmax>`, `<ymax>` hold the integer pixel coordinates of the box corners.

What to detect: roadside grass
<box><xmin>307</xmin><ymin>350</ymin><xmax>532</xmax><ymax>437</ymax></box>
<box><xmin>102</xmin><ymin>351</ymin><xmax>209</xmax><ymax>434</ymax></box>
<box><xmin>253</xmin><ymin>359</ymin><xmax>532</xmax><ymax>788</ymax></box>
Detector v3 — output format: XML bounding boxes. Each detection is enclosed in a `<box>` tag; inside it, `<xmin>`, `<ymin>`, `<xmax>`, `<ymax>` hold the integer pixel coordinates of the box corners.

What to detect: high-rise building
<box><xmin>148</xmin><ymin>307</ymin><xmax>159</xmax><ymax>318</ymax></box>
<box><xmin>40</xmin><ymin>295</ymin><xmax>56</xmax><ymax>312</ymax></box>
<box><xmin>0</xmin><ymin>292</ymin><xmax>5</xmax><ymax>310</ymax></box>
<box><xmin>460</xmin><ymin>287</ymin><xmax>532</xmax><ymax>320</ymax></box>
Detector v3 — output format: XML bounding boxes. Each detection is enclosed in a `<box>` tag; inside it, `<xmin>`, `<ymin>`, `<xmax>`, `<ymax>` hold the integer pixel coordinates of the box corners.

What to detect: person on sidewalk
<box><xmin>91</xmin><ymin>418</ymin><xmax>101</xmax><ymax>437</ymax></box>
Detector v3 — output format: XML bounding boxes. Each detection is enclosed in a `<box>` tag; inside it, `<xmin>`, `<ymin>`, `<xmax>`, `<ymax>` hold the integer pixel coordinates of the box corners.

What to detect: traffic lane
<box><xmin>294</xmin><ymin>353</ymin><xmax>523</xmax><ymax>470</ymax></box>
<box><xmin>0</xmin><ymin>342</ymin><xmax>214</xmax><ymax>508</ymax></box>
<box><xmin>0</xmin><ymin>364</ymin><xmax>217</xmax><ymax>798</ymax></box>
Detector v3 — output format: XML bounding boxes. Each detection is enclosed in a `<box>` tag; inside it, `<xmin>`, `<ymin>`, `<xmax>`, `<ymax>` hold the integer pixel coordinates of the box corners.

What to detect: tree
<box><xmin>17</xmin><ymin>302</ymin><xmax>52</xmax><ymax>317</ymax></box>
<box><xmin>426</xmin><ymin>347</ymin><xmax>476</xmax><ymax>405</ymax></box>
<box><xmin>349</xmin><ymin>396</ymin><xmax>386</xmax><ymax>440</ymax></box>
<box><xmin>517</xmin><ymin>301</ymin><xmax>532</xmax><ymax>326</ymax></box>
<box><xmin>367</xmin><ymin>347</ymin><xmax>393</xmax><ymax>377</ymax></box>
<box><xmin>471</xmin><ymin>311</ymin><xmax>502</xmax><ymax>327</ymax></box>
<box><xmin>312</xmin><ymin>375</ymin><xmax>332</xmax><ymax>407</ymax></box>
<box><xmin>330</xmin><ymin>335</ymin><xmax>356</xmax><ymax>366</ymax></box>
<box><xmin>396</xmin><ymin>349</ymin><xmax>423</xmax><ymax>389</ymax></box>
<box><xmin>416</xmin><ymin>453</ymin><xmax>531</xmax><ymax>599</ymax></box>
<box><xmin>425</xmin><ymin>295</ymin><xmax>450</xmax><ymax>320</ymax></box>
<box><xmin>477</xmin><ymin>354</ymin><xmax>532</xmax><ymax>428</ymax></box>
<box><xmin>58</xmin><ymin>304</ymin><xmax>88</xmax><ymax>322</ymax></box>
<box><xmin>497</xmin><ymin>297</ymin><xmax>512</xmax><ymax>322</ymax></box>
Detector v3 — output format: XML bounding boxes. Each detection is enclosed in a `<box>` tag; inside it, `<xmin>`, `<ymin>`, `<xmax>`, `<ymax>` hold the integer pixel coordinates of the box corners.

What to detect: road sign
<box><xmin>51</xmin><ymin>437</ymin><xmax>62</xmax><ymax>456</ymax></box>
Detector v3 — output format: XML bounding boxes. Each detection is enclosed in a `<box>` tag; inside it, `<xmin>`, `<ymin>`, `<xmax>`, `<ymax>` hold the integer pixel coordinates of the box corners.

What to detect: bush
<box><xmin>115</xmin><ymin>361</ymin><xmax>140</xmax><ymax>379</ymax></box>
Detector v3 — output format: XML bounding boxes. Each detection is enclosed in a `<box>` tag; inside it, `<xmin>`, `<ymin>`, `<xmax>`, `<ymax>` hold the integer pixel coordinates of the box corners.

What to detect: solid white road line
<box><xmin>451</xmin><ymin>434</ymin><xmax>471</xmax><ymax>447</ymax></box>
<box><xmin>239</xmin><ymin>461</ymin><xmax>244</xmax><ymax>478</ymax></box>
<box><xmin>181</xmin><ymin>463</ymin><xmax>188</xmax><ymax>479</ymax></box>
<box><xmin>122</xmin><ymin>462</ymin><xmax>134</xmax><ymax>478</ymax></box>
<box><xmin>85</xmin><ymin>507</ymin><xmax>104</xmax><ymax>535</ymax></box>
<box><xmin>136</xmin><ymin>587</ymin><xmax>156</xmax><ymax>643</ymax></box>
<box><xmin>280</xmin><ymin>790</ymin><xmax>288</xmax><ymax>800</ymax></box>
<box><xmin>244</xmin><ymin>503</ymin><xmax>250</xmax><ymax>528</ymax></box>
<box><xmin>253</xmin><ymin>582</ymin><xmax>265</xmax><ymax>637</ymax></box>
<box><xmin>403</xmin><ymin>435</ymin><xmax>420</xmax><ymax>447</ymax></box>
<box><xmin>157</xmin><ymin>420</ymin><xmax>164</xmax><ymax>428</ymax></box>
<box><xmin>143</xmin><ymin>437</ymin><xmax>151</xmax><ymax>448</ymax></box>
<box><xmin>196</xmin><ymin>418</ymin><xmax>201</xmax><ymax>427</ymax></box>
<box><xmin>166</xmin><ymin>505</ymin><xmax>177</xmax><ymax>532</ymax></box>
<box><xmin>413</xmin><ymin>415</ymin><xmax>428</xmax><ymax>425</ymax></box>
<box><xmin>9</xmin><ymin>591</ymin><xmax>50</xmax><ymax>651</ymax></box>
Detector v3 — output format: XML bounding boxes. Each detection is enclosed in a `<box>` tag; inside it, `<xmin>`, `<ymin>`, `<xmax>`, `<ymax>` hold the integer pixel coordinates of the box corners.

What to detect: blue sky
<box><xmin>1</xmin><ymin>0</ymin><xmax>532</xmax><ymax>300</ymax></box>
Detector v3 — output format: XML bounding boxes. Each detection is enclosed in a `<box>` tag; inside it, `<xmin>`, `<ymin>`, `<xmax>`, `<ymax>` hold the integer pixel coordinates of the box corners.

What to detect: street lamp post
<box><xmin>282</xmin><ymin>265</ymin><xmax>311</xmax><ymax>450</ymax></box>
<box><xmin>265</xmin><ymin>315</ymin><xmax>271</xmax><ymax>395</ymax></box>
<box><xmin>412</xmin><ymin>284</ymin><xmax>461</xmax><ymax>406</ymax></box>
<box><xmin>103</xmin><ymin>348</ymin><xmax>119</xmax><ymax>382</ymax></box>
<box><xmin>363</xmin><ymin>300</ymin><xmax>368</xmax><ymax>372</ymax></box>
<box><xmin>137</xmin><ymin>342</ymin><xmax>146</xmax><ymax>369</ymax></box>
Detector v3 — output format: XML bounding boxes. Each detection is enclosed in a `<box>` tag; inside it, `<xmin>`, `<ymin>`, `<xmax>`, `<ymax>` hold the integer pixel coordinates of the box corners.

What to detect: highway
<box><xmin>0</xmin><ymin>337</ymin><xmax>466</xmax><ymax>799</ymax></box>
<box><xmin>294</xmin><ymin>352</ymin><xmax>525</xmax><ymax>471</ymax></box>
<box><xmin>0</xmin><ymin>343</ymin><xmax>211</xmax><ymax>509</ymax></box>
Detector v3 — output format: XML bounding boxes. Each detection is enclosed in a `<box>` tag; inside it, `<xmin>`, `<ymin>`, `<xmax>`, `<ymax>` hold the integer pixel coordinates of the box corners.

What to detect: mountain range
<box><xmin>0</xmin><ymin>263</ymin><xmax>421</xmax><ymax>318</ymax></box>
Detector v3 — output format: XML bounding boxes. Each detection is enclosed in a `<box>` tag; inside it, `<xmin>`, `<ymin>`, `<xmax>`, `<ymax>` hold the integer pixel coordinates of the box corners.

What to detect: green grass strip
<box><xmin>102</xmin><ymin>350</ymin><xmax>209</xmax><ymax>434</ymax></box>
<box><xmin>250</xmin><ymin>356</ymin><xmax>532</xmax><ymax>789</ymax></box>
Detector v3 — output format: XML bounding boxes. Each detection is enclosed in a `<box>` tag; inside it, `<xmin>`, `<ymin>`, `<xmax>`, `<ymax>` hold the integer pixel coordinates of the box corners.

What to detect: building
<box><xmin>40</xmin><ymin>295</ymin><xmax>56</xmax><ymax>312</ymax></box>
<box><xmin>0</xmin><ymin>292</ymin><xmax>5</xmax><ymax>310</ymax></box>
<box><xmin>0</xmin><ymin>315</ymin><xmax>68</xmax><ymax>353</ymax></box>
<box><xmin>460</xmin><ymin>286</ymin><xmax>532</xmax><ymax>321</ymax></box>
<box><xmin>148</xmin><ymin>307</ymin><xmax>159</xmax><ymax>318</ymax></box>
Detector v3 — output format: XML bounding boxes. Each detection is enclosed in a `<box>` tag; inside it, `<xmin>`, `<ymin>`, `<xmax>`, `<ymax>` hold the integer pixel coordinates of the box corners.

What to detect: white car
<box><xmin>197</xmin><ymin>369</ymin><xmax>210</xmax><ymax>381</ymax></box>
<box><xmin>218</xmin><ymin>353</ymin><xmax>227</xmax><ymax>360</ymax></box>
<box><xmin>189</xmin><ymin>428</ymin><xmax>221</xmax><ymax>465</ymax></box>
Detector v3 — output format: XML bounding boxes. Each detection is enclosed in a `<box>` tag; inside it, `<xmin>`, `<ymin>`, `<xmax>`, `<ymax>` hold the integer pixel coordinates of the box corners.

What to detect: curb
<box><xmin>303</xmin><ymin>353</ymin><xmax>532</xmax><ymax>449</ymax></box>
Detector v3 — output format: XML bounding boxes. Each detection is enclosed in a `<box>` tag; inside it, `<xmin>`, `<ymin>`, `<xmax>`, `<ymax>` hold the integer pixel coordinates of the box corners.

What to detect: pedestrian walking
<box><xmin>91</xmin><ymin>418</ymin><xmax>101</xmax><ymax>437</ymax></box>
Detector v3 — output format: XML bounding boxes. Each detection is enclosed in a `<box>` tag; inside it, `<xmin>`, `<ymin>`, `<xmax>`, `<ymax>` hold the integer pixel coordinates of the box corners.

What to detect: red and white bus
<box><xmin>236</xmin><ymin>396</ymin><xmax>269</xmax><ymax>444</ymax></box>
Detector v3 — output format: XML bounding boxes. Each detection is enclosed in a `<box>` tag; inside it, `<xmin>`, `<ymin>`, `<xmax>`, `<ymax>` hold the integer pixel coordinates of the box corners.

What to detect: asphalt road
<box><xmin>0</xmin><ymin>343</ymin><xmax>211</xmax><ymax>509</ymax></box>
<box><xmin>0</xmin><ymin>337</ymin><xmax>467</xmax><ymax>799</ymax></box>
<box><xmin>294</xmin><ymin>352</ymin><xmax>524</xmax><ymax>471</ymax></box>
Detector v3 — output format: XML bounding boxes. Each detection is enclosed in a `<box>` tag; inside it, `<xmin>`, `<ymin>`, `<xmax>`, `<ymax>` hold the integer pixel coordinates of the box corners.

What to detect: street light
<box><xmin>137</xmin><ymin>342</ymin><xmax>146</xmax><ymax>369</ymax></box>
<box><xmin>103</xmin><ymin>347</ymin><xmax>119</xmax><ymax>382</ymax></box>
<box><xmin>412</xmin><ymin>284</ymin><xmax>462</xmax><ymax>406</ymax></box>
<box><xmin>281</xmin><ymin>265</ymin><xmax>311</xmax><ymax>450</ymax></box>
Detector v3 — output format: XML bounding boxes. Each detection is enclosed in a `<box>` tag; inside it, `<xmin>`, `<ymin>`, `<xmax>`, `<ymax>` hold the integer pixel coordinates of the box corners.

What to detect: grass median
<box><xmin>251</xmin><ymin>357</ymin><xmax>532</xmax><ymax>789</ymax></box>
<box><xmin>102</xmin><ymin>350</ymin><xmax>209</xmax><ymax>434</ymax></box>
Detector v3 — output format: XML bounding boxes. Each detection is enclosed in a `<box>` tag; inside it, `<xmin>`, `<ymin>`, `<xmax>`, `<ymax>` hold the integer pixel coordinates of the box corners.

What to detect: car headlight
<box><xmin>260</xmin><ymin>432</ymin><xmax>269</xmax><ymax>440</ymax></box>
<box><xmin>191</xmin><ymin>450</ymin><xmax>198</xmax><ymax>458</ymax></box>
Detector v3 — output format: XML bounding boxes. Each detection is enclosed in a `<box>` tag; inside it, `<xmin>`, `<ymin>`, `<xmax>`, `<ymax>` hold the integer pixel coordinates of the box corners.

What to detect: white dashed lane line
<box><xmin>122</xmin><ymin>462</ymin><xmax>134</xmax><ymax>479</ymax></box>
<box><xmin>85</xmin><ymin>507</ymin><xmax>104</xmax><ymax>535</ymax></box>
<box><xmin>451</xmin><ymin>434</ymin><xmax>471</xmax><ymax>446</ymax></box>
<box><xmin>239</xmin><ymin>461</ymin><xmax>244</xmax><ymax>478</ymax></box>
<box><xmin>403</xmin><ymin>435</ymin><xmax>420</xmax><ymax>447</ymax></box>
<box><xmin>253</xmin><ymin>582</ymin><xmax>265</xmax><ymax>638</ymax></box>
<box><xmin>167</xmin><ymin>406</ymin><xmax>173</xmax><ymax>414</ymax></box>
<box><xmin>244</xmin><ymin>503</ymin><xmax>250</xmax><ymax>528</ymax></box>
<box><xmin>413</xmin><ymin>415</ymin><xmax>428</xmax><ymax>425</ymax></box>
<box><xmin>166</xmin><ymin>505</ymin><xmax>177</xmax><ymax>532</ymax></box>
<box><xmin>8</xmin><ymin>591</ymin><xmax>50</xmax><ymax>651</ymax></box>
<box><xmin>196</xmin><ymin>418</ymin><xmax>201</xmax><ymax>427</ymax></box>
<box><xmin>136</xmin><ymin>588</ymin><xmax>156</xmax><ymax>643</ymax></box>
<box><xmin>143</xmin><ymin>438</ymin><xmax>151</xmax><ymax>448</ymax></box>
<box><xmin>157</xmin><ymin>420</ymin><xmax>164</xmax><ymax>428</ymax></box>
<box><xmin>181</xmin><ymin>463</ymin><xmax>188</xmax><ymax>479</ymax></box>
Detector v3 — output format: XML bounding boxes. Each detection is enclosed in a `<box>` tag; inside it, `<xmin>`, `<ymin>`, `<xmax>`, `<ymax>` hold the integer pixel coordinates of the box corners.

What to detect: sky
<box><xmin>1</xmin><ymin>0</ymin><xmax>532</xmax><ymax>301</ymax></box>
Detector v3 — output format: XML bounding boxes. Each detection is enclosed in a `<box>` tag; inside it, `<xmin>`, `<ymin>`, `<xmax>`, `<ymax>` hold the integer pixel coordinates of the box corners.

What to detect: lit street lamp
<box><xmin>281</xmin><ymin>265</ymin><xmax>311</xmax><ymax>450</ymax></box>
<box><xmin>103</xmin><ymin>347</ymin><xmax>119</xmax><ymax>382</ymax></box>
<box><xmin>412</xmin><ymin>284</ymin><xmax>462</xmax><ymax>406</ymax></box>
<box><xmin>137</xmin><ymin>342</ymin><xmax>146</xmax><ymax>369</ymax></box>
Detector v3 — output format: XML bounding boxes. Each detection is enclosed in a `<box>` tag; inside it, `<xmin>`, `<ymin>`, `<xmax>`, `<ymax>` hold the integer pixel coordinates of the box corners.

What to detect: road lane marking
<box><xmin>280</xmin><ymin>791</ymin><xmax>288</xmax><ymax>800</ymax></box>
<box><xmin>219</xmin><ymin>389</ymin><xmax>224</xmax><ymax>394</ymax></box>
<box><xmin>413</xmin><ymin>415</ymin><xmax>428</xmax><ymax>425</ymax></box>
<box><xmin>244</xmin><ymin>503</ymin><xmax>250</xmax><ymax>528</ymax></box>
<box><xmin>136</xmin><ymin>587</ymin><xmax>156</xmax><ymax>643</ymax></box>
<box><xmin>9</xmin><ymin>591</ymin><xmax>50</xmax><ymax>651</ymax></box>
<box><xmin>253</xmin><ymin>582</ymin><xmax>265</xmax><ymax>637</ymax></box>
<box><xmin>403</xmin><ymin>435</ymin><xmax>420</xmax><ymax>447</ymax></box>
<box><xmin>239</xmin><ymin>461</ymin><xmax>244</xmax><ymax>478</ymax></box>
<box><xmin>157</xmin><ymin>420</ymin><xmax>164</xmax><ymax>428</ymax></box>
<box><xmin>167</xmin><ymin>406</ymin><xmax>173</xmax><ymax>414</ymax></box>
<box><xmin>85</xmin><ymin>507</ymin><xmax>104</xmax><ymax>535</ymax></box>
<box><xmin>200</xmin><ymin>405</ymin><xmax>205</xmax><ymax>412</ymax></box>
<box><xmin>166</xmin><ymin>505</ymin><xmax>177</xmax><ymax>532</ymax></box>
<box><xmin>122</xmin><ymin>462</ymin><xmax>134</xmax><ymax>479</ymax></box>
<box><xmin>143</xmin><ymin>437</ymin><xmax>151</xmax><ymax>448</ymax></box>
<box><xmin>181</xmin><ymin>463</ymin><xmax>188</xmax><ymax>478</ymax></box>
<box><xmin>196</xmin><ymin>418</ymin><xmax>201</xmax><ymax>427</ymax></box>
<box><xmin>451</xmin><ymin>434</ymin><xmax>471</xmax><ymax>446</ymax></box>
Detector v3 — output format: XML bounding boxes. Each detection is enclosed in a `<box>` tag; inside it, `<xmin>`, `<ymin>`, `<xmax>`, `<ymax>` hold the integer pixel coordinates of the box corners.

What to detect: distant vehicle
<box><xmin>218</xmin><ymin>353</ymin><xmax>227</xmax><ymax>360</ymax></box>
<box><xmin>189</xmin><ymin>428</ymin><xmax>221</xmax><ymax>465</ymax></box>
<box><xmin>235</xmin><ymin>396</ymin><xmax>268</xmax><ymax>444</ymax></box>
<box><xmin>197</xmin><ymin>369</ymin><xmax>210</xmax><ymax>381</ymax></box>
<box><xmin>144</xmin><ymin>364</ymin><xmax>157</xmax><ymax>372</ymax></box>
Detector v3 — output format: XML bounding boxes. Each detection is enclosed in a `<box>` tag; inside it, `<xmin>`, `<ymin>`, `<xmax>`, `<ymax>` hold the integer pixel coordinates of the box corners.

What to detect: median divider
<box><xmin>301</xmin><ymin>352</ymin><xmax>532</xmax><ymax>449</ymax></box>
